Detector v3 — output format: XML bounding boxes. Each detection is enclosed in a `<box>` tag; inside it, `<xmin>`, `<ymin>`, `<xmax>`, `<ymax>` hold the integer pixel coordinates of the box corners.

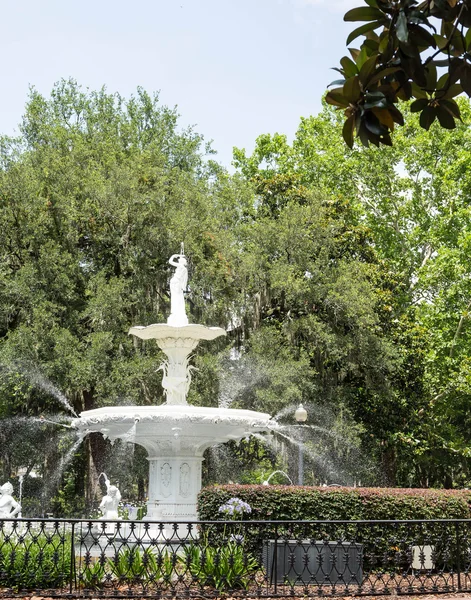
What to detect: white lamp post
<box><xmin>295</xmin><ymin>403</ymin><xmax>307</xmax><ymax>485</ymax></box>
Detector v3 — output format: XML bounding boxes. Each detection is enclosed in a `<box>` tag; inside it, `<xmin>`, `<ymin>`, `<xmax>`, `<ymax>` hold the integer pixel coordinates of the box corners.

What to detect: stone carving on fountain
<box><xmin>72</xmin><ymin>246</ymin><xmax>275</xmax><ymax>531</ymax></box>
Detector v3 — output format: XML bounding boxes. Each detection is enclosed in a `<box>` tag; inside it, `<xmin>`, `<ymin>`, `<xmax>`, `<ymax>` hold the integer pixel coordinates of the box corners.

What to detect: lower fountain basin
<box><xmin>73</xmin><ymin>404</ymin><xmax>275</xmax><ymax>525</ymax></box>
<box><xmin>72</xmin><ymin>404</ymin><xmax>275</xmax><ymax>456</ymax></box>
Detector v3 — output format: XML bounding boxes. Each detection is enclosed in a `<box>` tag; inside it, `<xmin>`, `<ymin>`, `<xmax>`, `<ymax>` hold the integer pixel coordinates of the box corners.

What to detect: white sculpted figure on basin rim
<box><xmin>99</xmin><ymin>475</ymin><xmax>122</xmax><ymax>520</ymax></box>
<box><xmin>0</xmin><ymin>482</ymin><xmax>21</xmax><ymax>518</ymax></box>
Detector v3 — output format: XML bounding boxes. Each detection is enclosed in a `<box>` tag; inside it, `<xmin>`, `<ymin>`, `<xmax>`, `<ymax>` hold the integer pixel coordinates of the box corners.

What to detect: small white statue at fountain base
<box><xmin>0</xmin><ymin>482</ymin><xmax>21</xmax><ymax>518</ymax></box>
<box><xmin>99</xmin><ymin>474</ymin><xmax>122</xmax><ymax>520</ymax></box>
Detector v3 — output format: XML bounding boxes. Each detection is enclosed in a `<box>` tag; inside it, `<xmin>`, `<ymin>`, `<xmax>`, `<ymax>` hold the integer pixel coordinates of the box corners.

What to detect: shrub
<box><xmin>198</xmin><ymin>485</ymin><xmax>471</xmax><ymax>521</ymax></box>
<box><xmin>198</xmin><ymin>485</ymin><xmax>471</xmax><ymax>572</ymax></box>
<box><xmin>182</xmin><ymin>540</ymin><xmax>258</xmax><ymax>591</ymax></box>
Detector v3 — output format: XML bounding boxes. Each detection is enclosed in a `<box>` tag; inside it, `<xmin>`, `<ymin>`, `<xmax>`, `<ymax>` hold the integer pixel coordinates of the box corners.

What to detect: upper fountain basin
<box><xmin>129</xmin><ymin>323</ymin><xmax>226</xmax><ymax>341</ymax></box>
<box><xmin>72</xmin><ymin>405</ymin><xmax>276</xmax><ymax>456</ymax></box>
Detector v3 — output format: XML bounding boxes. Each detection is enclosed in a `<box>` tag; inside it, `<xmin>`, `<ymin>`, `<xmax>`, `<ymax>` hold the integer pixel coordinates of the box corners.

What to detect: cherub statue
<box><xmin>99</xmin><ymin>474</ymin><xmax>121</xmax><ymax>520</ymax></box>
<box><xmin>0</xmin><ymin>482</ymin><xmax>21</xmax><ymax>518</ymax></box>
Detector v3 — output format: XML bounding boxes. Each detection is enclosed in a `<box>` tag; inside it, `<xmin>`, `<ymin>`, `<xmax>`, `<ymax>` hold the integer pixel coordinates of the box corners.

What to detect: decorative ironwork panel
<box><xmin>1</xmin><ymin>518</ymin><xmax>471</xmax><ymax>597</ymax></box>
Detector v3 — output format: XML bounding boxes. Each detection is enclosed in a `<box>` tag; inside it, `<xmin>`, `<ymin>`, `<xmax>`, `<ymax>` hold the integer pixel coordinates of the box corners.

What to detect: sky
<box><xmin>1</xmin><ymin>0</ymin><xmax>355</xmax><ymax>168</ymax></box>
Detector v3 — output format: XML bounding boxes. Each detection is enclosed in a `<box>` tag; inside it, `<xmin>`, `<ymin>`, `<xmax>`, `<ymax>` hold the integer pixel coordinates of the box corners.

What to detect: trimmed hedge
<box><xmin>198</xmin><ymin>485</ymin><xmax>471</xmax><ymax>571</ymax></box>
<box><xmin>198</xmin><ymin>484</ymin><xmax>471</xmax><ymax>521</ymax></box>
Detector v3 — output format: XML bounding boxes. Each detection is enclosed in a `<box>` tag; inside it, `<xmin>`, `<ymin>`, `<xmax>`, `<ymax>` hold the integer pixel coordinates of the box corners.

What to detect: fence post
<box><xmin>69</xmin><ymin>521</ymin><xmax>76</xmax><ymax>594</ymax></box>
<box><xmin>274</xmin><ymin>524</ymin><xmax>278</xmax><ymax>594</ymax></box>
<box><xmin>455</xmin><ymin>521</ymin><xmax>461</xmax><ymax>592</ymax></box>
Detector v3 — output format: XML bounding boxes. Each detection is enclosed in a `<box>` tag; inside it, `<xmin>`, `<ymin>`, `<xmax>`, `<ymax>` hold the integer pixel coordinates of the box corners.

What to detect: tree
<box><xmin>326</xmin><ymin>0</ymin><xmax>471</xmax><ymax>147</ymax></box>
<box><xmin>234</xmin><ymin>100</ymin><xmax>471</xmax><ymax>486</ymax></box>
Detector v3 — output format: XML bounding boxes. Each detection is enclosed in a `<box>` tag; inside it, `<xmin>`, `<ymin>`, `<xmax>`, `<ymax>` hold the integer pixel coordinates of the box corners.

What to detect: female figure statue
<box><xmin>168</xmin><ymin>252</ymin><xmax>188</xmax><ymax>326</ymax></box>
<box><xmin>99</xmin><ymin>474</ymin><xmax>121</xmax><ymax>520</ymax></box>
<box><xmin>0</xmin><ymin>482</ymin><xmax>21</xmax><ymax>518</ymax></box>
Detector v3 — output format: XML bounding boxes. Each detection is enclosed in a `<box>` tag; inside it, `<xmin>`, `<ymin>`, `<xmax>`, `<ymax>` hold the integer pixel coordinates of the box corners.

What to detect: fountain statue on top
<box><xmin>168</xmin><ymin>246</ymin><xmax>188</xmax><ymax>327</ymax></box>
<box><xmin>72</xmin><ymin>246</ymin><xmax>275</xmax><ymax>529</ymax></box>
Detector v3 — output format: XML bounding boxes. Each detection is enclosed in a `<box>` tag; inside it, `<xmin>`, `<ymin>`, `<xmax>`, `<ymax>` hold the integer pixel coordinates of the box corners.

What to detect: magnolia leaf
<box><xmin>410</xmin><ymin>98</ymin><xmax>429</xmax><ymax>112</ymax></box>
<box><xmin>347</xmin><ymin>20</ymin><xmax>388</xmax><ymax>45</ymax></box>
<box><xmin>328</xmin><ymin>79</ymin><xmax>347</xmax><ymax>87</ymax></box>
<box><xmin>396</xmin><ymin>10</ymin><xmax>409</xmax><ymax>43</ymax></box>
<box><xmin>461</xmin><ymin>64</ymin><xmax>471</xmax><ymax>96</ymax></box>
<box><xmin>349</xmin><ymin>48</ymin><xmax>361</xmax><ymax>61</ymax></box>
<box><xmin>371</xmin><ymin>107</ymin><xmax>395</xmax><ymax>130</ymax></box>
<box><xmin>425</xmin><ymin>63</ymin><xmax>437</xmax><ymax>89</ymax></box>
<box><xmin>411</xmin><ymin>82</ymin><xmax>427</xmax><ymax>99</ymax></box>
<box><xmin>433</xmin><ymin>34</ymin><xmax>449</xmax><ymax>49</ymax></box>
<box><xmin>419</xmin><ymin>105</ymin><xmax>437</xmax><ymax>130</ymax></box>
<box><xmin>436</xmin><ymin>104</ymin><xmax>456</xmax><ymax>128</ymax></box>
<box><xmin>442</xmin><ymin>84</ymin><xmax>463</xmax><ymax>99</ymax></box>
<box><xmin>367</xmin><ymin>66</ymin><xmax>401</xmax><ymax>86</ymax></box>
<box><xmin>388</xmin><ymin>104</ymin><xmax>405</xmax><ymax>125</ymax></box>
<box><xmin>325</xmin><ymin>91</ymin><xmax>350</xmax><ymax>108</ymax></box>
<box><xmin>344</xmin><ymin>6</ymin><xmax>386</xmax><ymax>21</ymax></box>
<box><xmin>342</xmin><ymin>115</ymin><xmax>356</xmax><ymax>148</ymax></box>
<box><xmin>364</xmin><ymin>111</ymin><xmax>387</xmax><ymax>135</ymax></box>
<box><xmin>340</xmin><ymin>56</ymin><xmax>359</xmax><ymax>77</ymax></box>
<box><xmin>440</xmin><ymin>98</ymin><xmax>462</xmax><ymax>120</ymax></box>
<box><xmin>344</xmin><ymin>75</ymin><xmax>362</xmax><ymax>102</ymax></box>
<box><xmin>359</xmin><ymin>55</ymin><xmax>378</xmax><ymax>85</ymax></box>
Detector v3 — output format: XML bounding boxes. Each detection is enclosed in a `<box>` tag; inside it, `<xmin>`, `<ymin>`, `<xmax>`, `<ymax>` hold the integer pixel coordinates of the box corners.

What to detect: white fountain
<box><xmin>73</xmin><ymin>248</ymin><xmax>274</xmax><ymax>526</ymax></box>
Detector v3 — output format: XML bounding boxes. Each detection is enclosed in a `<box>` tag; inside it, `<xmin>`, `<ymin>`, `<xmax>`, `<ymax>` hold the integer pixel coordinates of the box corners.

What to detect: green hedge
<box><xmin>198</xmin><ymin>485</ymin><xmax>471</xmax><ymax>572</ymax></box>
<box><xmin>198</xmin><ymin>484</ymin><xmax>471</xmax><ymax>521</ymax></box>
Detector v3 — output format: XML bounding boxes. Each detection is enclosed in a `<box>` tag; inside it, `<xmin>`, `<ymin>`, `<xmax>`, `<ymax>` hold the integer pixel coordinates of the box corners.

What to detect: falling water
<box><xmin>39</xmin><ymin>433</ymin><xmax>84</xmax><ymax>516</ymax></box>
<box><xmin>1</xmin><ymin>361</ymin><xmax>78</xmax><ymax>417</ymax></box>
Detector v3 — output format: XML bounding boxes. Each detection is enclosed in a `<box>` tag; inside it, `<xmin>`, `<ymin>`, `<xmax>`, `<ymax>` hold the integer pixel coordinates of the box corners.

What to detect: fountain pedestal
<box><xmin>72</xmin><ymin>250</ymin><xmax>275</xmax><ymax>532</ymax></box>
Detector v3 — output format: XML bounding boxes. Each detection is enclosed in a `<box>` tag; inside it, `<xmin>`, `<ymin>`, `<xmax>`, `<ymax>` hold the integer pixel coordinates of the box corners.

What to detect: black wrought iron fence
<box><xmin>1</xmin><ymin>518</ymin><xmax>471</xmax><ymax>597</ymax></box>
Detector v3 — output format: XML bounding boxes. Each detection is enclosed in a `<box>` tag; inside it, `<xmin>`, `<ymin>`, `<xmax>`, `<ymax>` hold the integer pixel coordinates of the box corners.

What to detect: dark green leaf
<box><xmin>425</xmin><ymin>63</ymin><xmax>437</xmax><ymax>89</ymax></box>
<box><xmin>436</xmin><ymin>104</ymin><xmax>456</xmax><ymax>128</ymax></box>
<box><xmin>325</xmin><ymin>91</ymin><xmax>350</xmax><ymax>108</ymax></box>
<box><xmin>388</xmin><ymin>104</ymin><xmax>405</xmax><ymax>125</ymax></box>
<box><xmin>364</xmin><ymin>111</ymin><xmax>387</xmax><ymax>135</ymax></box>
<box><xmin>358</xmin><ymin>122</ymin><xmax>370</xmax><ymax>146</ymax></box>
<box><xmin>359</xmin><ymin>55</ymin><xmax>378</xmax><ymax>84</ymax></box>
<box><xmin>440</xmin><ymin>98</ymin><xmax>462</xmax><ymax>120</ymax></box>
<box><xmin>342</xmin><ymin>115</ymin><xmax>356</xmax><ymax>148</ymax></box>
<box><xmin>409</xmin><ymin>25</ymin><xmax>436</xmax><ymax>48</ymax></box>
<box><xmin>442</xmin><ymin>84</ymin><xmax>463</xmax><ymax>99</ymax></box>
<box><xmin>410</xmin><ymin>98</ymin><xmax>429</xmax><ymax>112</ymax></box>
<box><xmin>347</xmin><ymin>20</ymin><xmax>388</xmax><ymax>45</ymax></box>
<box><xmin>344</xmin><ymin>6</ymin><xmax>386</xmax><ymax>21</ymax></box>
<box><xmin>344</xmin><ymin>76</ymin><xmax>362</xmax><ymax>102</ymax></box>
<box><xmin>419</xmin><ymin>105</ymin><xmax>437</xmax><ymax>130</ymax></box>
<box><xmin>411</xmin><ymin>82</ymin><xmax>428</xmax><ymax>99</ymax></box>
<box><xmin>461</xmin><ymin>64</ymin><xmax>471</xmax><ymax>96</ymax></box>
<box><xmin>448</xmin><ymin>57</ymin><xmax>464</xmax><ymax>85</ymax></box>
<box><xmin>367</xmin><ymin>66</ymin><xmax>401</xmax><ymax>85</ymax></box>
<box><xmin>340</xmin><ymin>56</ymin><xmax>359</xmax><ymax>77</ymax></box>
<box><xmin>328</xmin><ymin>79</ymin><xmax>347</xmax><ymax>87</ymax></box>
<box><xmin>396</xmin><ymin>10</ymin><xmax>409</xmax><ymax>43</ymax></box>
